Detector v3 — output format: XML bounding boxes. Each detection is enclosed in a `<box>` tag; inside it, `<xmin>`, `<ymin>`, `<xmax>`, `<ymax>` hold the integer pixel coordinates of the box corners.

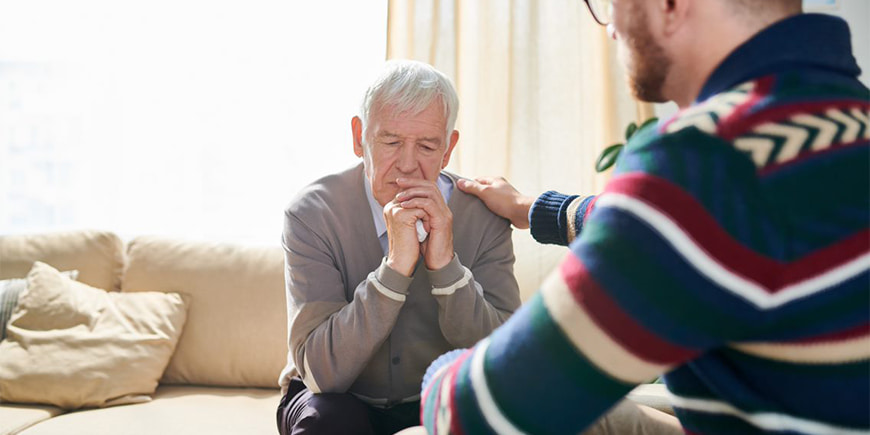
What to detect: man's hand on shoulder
<box><xmin>456</xmin><ymin>177</ymin><xmax>534</xmax><ymax>230</ymax></box>
<box><xmin>396</xmin><ymin>178</ymin><xmax>454</xmax><ymax>271</ymax></box>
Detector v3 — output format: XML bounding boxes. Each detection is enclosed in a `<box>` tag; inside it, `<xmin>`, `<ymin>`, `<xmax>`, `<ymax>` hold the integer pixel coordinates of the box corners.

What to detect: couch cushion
<box><xmin>0</xmin><ymin>231</ymin><xmax>124</xmax><ymax>291</ymax></box>
<box><xmin>123</xmin><ymin>237</ymin><xmax>286</xmax><ymax>388</ymax></box>
<box><xmin>16</xmin><ymin>386</ymin><xmax>280</xmax><ymax>435</ymax></box>
<box><xmin>0</xmin><ymin>262</ymin><xmax>188</xmax><ymax>410</ymax></box>
<box><xmin>0</xmin><ymin>404</ymin><xmax>65</xmax><ymax>435</ymax></box>
<box><xmin>1</xmin><ymin>272</ymin><xmax>78</xmax><ymax>341</ymax></box>
<box><xmin>0</xmin><ymin>278</ymin><xmax>27</xmax><ymax>342</ymax></box>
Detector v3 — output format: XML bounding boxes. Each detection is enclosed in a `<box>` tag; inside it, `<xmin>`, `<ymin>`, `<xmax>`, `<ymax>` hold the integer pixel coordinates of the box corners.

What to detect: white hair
<box><xmin>359</xmin><ymin>60</ymin><xmax>459</xmax><ymax>145</ymax></box>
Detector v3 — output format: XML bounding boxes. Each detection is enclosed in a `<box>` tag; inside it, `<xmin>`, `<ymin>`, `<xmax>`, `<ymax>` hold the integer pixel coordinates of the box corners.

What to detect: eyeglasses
<box><xmin>583</xmin><ymin>0</ymin><xmax>613</xmax><ymax>26</ymax></box>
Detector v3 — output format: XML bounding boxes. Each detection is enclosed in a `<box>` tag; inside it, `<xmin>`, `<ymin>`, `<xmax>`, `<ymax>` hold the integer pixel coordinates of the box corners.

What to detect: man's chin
<box><xmin>627</xmin><ymin>75</ymin><xmax>668</xmax><ymax>104</ymax></box>
<box><xmin>374</xmin><ymin>185</ymin><xmax>401</xmax><ymax>206</ymax></box>
<box><xmin>633</xmin><ymin>92</ymin><xmax>668</xmax><ymax>104</ymax></box>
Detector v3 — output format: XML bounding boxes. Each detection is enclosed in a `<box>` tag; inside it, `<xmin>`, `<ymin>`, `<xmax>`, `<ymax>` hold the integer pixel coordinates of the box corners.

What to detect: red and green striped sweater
<box><xmin>421</xmin><ymin>14</ymin><xmax>869</xmax><ymax>435</ymax></box>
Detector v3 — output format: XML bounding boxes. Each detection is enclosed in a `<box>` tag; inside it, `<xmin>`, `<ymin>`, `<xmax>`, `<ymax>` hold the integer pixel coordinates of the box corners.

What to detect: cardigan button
<box><xmin>391</xmin><ymin>356</ymin><xmax>401</xmax><ymax>365</ymax></box>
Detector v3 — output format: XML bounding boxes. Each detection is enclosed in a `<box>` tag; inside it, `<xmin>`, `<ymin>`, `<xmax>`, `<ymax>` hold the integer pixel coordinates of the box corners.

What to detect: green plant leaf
<box><xmin>639</xmin><ymin>117</ymin><xmax>659</xmax><ymax>130</ymax></box>
<box><xmin>595</xmin><ymin>143</ymin><xmax>623</xmax><ymax>173</ymax></box>
<box><xmin>593</xmin><ymin>117</ymin><xmax>659</xmax><ymax>172</ymax></box>
<box><xmin>625</xmin><ymin>122</ymin><xmax>638</xmax><ymax>140</ymax></box>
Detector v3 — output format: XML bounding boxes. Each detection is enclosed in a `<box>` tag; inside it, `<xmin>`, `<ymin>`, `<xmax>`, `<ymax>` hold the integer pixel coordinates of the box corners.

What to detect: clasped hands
<box><xmin>383</xmin><ymin>178</ymin><xmax>453</xmax><ymax>277</ymax></box>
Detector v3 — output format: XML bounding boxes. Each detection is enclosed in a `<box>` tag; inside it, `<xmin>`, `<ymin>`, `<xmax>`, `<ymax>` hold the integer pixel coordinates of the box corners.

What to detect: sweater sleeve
<box><xmin>529</xmin><ymin>191</ymin><xmax>598</xmax><ymax>246</ymax></box>
<box><xmin>420</xmin><ymin>130</ymin><xmax>790</xmax><ymax>434</ymax></box>
<box><xmin>427</xmin><ymin>214</ymin><xmax>522</xmax><ymax>348</ymax></box>
<box><xmin>283</xmin><ymin>210</ymin><xmax>411</xmax><ymax>393</ymax></box>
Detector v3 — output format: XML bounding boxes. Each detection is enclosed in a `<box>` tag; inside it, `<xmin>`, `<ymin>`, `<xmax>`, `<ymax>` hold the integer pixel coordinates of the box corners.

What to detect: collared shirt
<box><xmin>364</xmin><ymin>173</ymin><xmax>454</xmax><ymax>254</ymax></box>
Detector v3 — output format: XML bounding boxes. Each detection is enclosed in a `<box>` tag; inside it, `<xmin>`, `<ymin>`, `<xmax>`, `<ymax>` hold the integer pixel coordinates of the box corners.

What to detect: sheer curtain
<box><xmin>0</xmin><ymin>1</ymin><xmax>388</xmax><ymax>246</ymax></box>
<box><xmin>387</xmin><ymin>0</ymin><xmax>651</xmax><ymax>299</ymax></box>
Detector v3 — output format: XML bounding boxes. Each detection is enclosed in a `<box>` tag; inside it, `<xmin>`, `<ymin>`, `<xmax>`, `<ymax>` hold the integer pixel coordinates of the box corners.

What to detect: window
<box><xmin>0</xmin><ymin>1</ymin><xmax>387</xmax><ymax>245</ymax></box>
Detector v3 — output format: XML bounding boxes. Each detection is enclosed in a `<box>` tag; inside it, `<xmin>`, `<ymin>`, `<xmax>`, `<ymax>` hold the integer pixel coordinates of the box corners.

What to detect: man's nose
<box><xmin>396</xmin><ymin>144</ymin><xmax>417</xmax><ymax>173</ymax></box>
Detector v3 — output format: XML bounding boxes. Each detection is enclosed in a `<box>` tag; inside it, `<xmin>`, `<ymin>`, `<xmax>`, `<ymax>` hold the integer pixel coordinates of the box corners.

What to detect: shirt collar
<box><xmin>364</xmin><ymin>173</ymin><xmax>454</xmax><ymax>239</ymax></box>
<box><xmin>697</xmin><ymin>14</ymin><xmax>861</xmax><ymax>103</ymax></box>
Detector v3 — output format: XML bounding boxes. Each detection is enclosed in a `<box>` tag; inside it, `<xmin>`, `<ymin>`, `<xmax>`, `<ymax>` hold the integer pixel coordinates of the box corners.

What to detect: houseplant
<box><xmin>595</xmin><ymin>117</ymin><xmax>658</xmax><ymax>172</ymax></box>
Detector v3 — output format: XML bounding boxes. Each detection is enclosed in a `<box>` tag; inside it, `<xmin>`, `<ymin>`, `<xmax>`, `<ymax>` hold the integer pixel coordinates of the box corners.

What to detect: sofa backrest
<box><xmin>0</xmin><ymin>230</ymin><xmax>289</xmax><ymax>390</ymax></box>
<box><xmin>0</xmin><ymin>230</ymin><xmax>125</xmax><ymax>292</ymax></box>
<box><xmin>123</xmin><ymin>236</ymin><xmax>287</xmax><ymax>389</ymax></box>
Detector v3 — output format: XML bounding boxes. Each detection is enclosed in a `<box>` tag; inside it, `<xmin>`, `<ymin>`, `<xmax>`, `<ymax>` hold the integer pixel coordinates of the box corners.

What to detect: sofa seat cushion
<box><xmin>16</xmin><ymin>386</ymin><xmax>281</xmax><ymax>435</ymax></box>
<box><xmin>123</xmin><ymin>236</ymin><xmax>286</xmax><ymax>388</ymax></box>
<box><xmin>0</xmin><ymin>231</ymin><xmax>124</xmax><ymax>292</ymax></box>
<box><xmin>0</xmin><ymin>404</ymin><xmax>65</xmax><ymax>435</ymax></box>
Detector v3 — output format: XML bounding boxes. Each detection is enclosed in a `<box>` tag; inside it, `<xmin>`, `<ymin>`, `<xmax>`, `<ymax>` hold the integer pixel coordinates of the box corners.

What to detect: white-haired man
<box><xmin>276</xmin><ymin>60</ymin><xmax>522</xmax><ymax>434</ymax></box>
<box><xmin>420</xmin><ymin>0</ymin><xmax>869</xmax><ymax>434</ymax></box>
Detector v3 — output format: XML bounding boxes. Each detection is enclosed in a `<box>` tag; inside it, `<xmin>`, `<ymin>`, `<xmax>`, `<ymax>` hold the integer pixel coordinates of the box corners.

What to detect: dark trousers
<box><xmin>277</xmin><ymin>378</ymin><xmax>421</xmax><ymax>435</ymax></box>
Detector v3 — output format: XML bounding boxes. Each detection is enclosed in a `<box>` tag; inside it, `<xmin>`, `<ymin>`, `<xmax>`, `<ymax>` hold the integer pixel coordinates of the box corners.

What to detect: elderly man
<box><xmin>276</xmin><ymin>60</ymin><xmax>521</xmax><ymax>435</ymax></box>
<box><xmin>422</xmin><ymin>0</ymin><xmax>869</xmax><ymax>434</ymax></box>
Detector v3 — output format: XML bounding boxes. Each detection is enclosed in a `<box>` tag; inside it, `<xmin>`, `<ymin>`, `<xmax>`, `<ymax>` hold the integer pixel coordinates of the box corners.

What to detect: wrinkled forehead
<box><xmin>366</xmin><ymin>101</ymin><xmax>449</xmax><ymax>138</ymax></box>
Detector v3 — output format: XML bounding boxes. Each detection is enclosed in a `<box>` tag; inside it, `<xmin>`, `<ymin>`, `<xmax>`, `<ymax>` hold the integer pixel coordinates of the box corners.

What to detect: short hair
<box><xmin>723</xmin><ymin>0</ymin><xmax>802</xmax><ymax>17</ymax></box>
<box><xmin>359</xmin><ymin>60</ymin><xmax>459</xmax><ymax>144</ymax></box>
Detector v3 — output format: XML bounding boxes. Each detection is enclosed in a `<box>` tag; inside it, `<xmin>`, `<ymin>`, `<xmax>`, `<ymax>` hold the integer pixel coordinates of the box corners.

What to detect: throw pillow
<box><xmin>0</xmin><ymin>270</ymin><xmax>78</xmax><ymax>341</ymax></box>
<box><xmin>0</xmin><ymin>262</ymin><xmax>188</xmax><ymax>409</ymax></box>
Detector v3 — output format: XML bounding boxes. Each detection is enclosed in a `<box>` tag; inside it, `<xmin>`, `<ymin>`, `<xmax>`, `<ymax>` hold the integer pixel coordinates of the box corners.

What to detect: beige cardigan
<box><xmin>279</xmin><ymin>163</ymin><xmax>521</xmax><ymax>406</ymax></box>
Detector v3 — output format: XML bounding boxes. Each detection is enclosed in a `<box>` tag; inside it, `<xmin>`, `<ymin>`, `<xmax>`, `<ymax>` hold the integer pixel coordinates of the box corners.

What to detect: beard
<box><xmin>618</xmin><ymin>5</ymin><xmax>671</xmax><ymax>103</ymax></box>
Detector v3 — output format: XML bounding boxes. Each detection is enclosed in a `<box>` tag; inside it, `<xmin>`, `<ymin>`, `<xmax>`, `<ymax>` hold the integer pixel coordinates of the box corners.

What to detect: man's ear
<box><xmin>351</xmin><ymin>116</ymin><xmax>364</xmax><ymax>158</ymax></box>
<box><xmin>660</xmin><ymin>0</ymin><xmax>690</xmax><ymax>36</ymax></box>
<box><xmin>441</xmin><ymin>130</ymin><xmax>460</xmax><ymax>169</ymax></box>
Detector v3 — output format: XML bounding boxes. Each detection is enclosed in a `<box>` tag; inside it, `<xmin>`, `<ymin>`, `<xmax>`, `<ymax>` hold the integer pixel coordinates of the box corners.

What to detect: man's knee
<box><xmin>582</xmin><ymin>399</ymin><xmax>683</xmax><ymax>435</ymax></box>
<box><xmin>304</xmin><ymin>392</ymin><xmax>373</xmax><ymax>433</ymax></box>
<box><xmin>280</xmin><ymin>388</ymin><xmax>373</xmax><ymax>435</ymax></box>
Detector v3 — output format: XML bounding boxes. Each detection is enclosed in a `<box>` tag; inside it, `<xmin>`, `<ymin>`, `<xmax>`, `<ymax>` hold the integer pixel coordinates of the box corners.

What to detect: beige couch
<box><xmin>0</xmin><ymin>230</ymin><xmax>287</xmax><ymax>435</ymax></box>
<box><xmin>0</xmin><ymin>230</ymin><xmax>673</xmax><ymax>435</ymax></box>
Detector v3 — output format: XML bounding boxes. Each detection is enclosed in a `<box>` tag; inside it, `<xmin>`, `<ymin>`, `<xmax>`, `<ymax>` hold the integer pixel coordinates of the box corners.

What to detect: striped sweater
<box><xmin>421</xmin><ymin>14</ymin><xmax>869</xmax><ymax>435</ymax></box>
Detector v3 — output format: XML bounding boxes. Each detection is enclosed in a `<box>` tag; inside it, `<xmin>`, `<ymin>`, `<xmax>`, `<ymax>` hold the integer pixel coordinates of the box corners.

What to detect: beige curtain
<box><xmin>387</xmin><ymin>0</ymin><xmax>651</xmax><ymax>300</ymax></box>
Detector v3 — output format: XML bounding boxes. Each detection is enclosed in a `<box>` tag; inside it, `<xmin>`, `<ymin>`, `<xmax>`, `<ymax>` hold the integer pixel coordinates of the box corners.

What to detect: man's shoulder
<box><xmin>443</xmin><ymin>171</ymin><xmax>512</xmax><ymax>230</ymax></box>
<box><xmin>285</xmin><ymin>163</ymin><xmax>364</xmax><ymax>219</ymax></box>
<box><xmin>658</xmin><ymin>81</ymin><xmax>758</xmax><ymax>139</ymax></box>
<box><xmin>612</xmin><ymin>83</ymin><xmax>760</xmax><ymax>184</ymax></box>
<box><xmin>639</xmin><ymin>75</ymin><xmax>868</xmax><ymax>171</ymax></box>
<box><xmin>614</xmin><ymin>82</ymin><xmax>759</xmax><ymax>164</ymax></box>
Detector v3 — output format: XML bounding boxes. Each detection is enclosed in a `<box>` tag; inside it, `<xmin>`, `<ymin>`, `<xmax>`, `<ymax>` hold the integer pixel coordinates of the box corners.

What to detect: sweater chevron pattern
<box><xmin>421</xmin><ymin>63</ymin><xmax>869</xmax><ymax>434</ymax></box>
